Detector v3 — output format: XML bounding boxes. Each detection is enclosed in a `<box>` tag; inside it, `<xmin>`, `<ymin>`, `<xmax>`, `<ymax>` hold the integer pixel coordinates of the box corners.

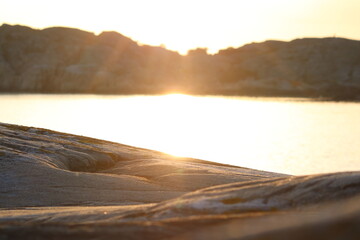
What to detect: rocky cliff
<box><xmin>1</xmin><ymin>122</ymin><xmax>360</xmax><ymax>239</ymax></box>
<box><xmin>1</xmin><ymin>24</ymin><xmax>360</xmax><ymax>98</ymax></box>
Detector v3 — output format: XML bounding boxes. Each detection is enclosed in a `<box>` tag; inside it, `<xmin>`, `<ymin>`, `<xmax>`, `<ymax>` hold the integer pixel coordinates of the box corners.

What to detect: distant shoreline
<box><xmin>1</xmin><ymin>91</ymin><xmax>360</xmax><ymax>102</ymax></box>
<box><xmin>1</xmin><ymin>24</ymin><xmax>360</xmax><ymax>101</ymax></box>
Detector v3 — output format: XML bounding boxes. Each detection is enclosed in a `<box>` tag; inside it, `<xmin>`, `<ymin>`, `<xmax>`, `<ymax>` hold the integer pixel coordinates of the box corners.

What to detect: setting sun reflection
<box><xmin>2</xmin><ymin>94</ymin><xmax>360</xmax><ymax>175</ymax></box>
<box><xmin>88</xmin><ymin>94</ymin><xmax>286</xmax><ymax>163</ymax></box>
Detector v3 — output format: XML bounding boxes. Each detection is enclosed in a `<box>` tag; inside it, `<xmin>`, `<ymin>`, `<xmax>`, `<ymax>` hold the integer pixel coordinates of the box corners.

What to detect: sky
<box><xmin>1</xmin><ymin>0</ymin><xmax>360</xmax><ymax>54</ymax></box>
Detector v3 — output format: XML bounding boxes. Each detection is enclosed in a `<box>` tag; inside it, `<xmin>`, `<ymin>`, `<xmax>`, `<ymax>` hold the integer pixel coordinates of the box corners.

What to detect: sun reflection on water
<box><xmin>1</xmin><ymin>94</ymin><xmax>360</xmax><ymax>175</ymax></box>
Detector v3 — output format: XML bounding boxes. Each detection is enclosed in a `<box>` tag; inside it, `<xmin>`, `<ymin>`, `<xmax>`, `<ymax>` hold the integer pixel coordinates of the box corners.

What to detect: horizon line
<box><xmin>2</xmin><ymin>22</ymin><xmax>360</xmax><ymax>56</ymax></box>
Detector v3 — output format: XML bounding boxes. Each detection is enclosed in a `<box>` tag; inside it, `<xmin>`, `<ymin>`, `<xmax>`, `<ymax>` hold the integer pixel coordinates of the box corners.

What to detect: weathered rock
<box><xmin>173</xmin><ymin>195</ymin><xmax>360</xmax><ymax>240</ymax></box>
<box><xmin>0</xmin><ymin>122</ymin><xmax>280</xmax><ymax>207</ymax></box>
<box><xmin>1</xmin><ymin>122</ymin><xmax>360</xmax><ymax>239</ymax></box>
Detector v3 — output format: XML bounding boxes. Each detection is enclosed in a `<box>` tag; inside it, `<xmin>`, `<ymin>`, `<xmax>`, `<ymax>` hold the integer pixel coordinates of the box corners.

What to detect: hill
<box><xmin>1</xmin><ymin>24</ymin><xmax>360</xmax><ymax>98</ymax></box>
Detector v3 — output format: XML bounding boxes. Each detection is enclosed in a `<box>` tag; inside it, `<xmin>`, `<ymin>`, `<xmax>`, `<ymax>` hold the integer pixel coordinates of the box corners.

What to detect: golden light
<box><xmin>2</xmin><ymin>94</ymin><xmax>360</xmax><ymax>174</ymax></box>
<box><xmin>1</xmin><ymin>0</ymin><xmax>360</xmax><ymax>176</ymax></box>
<box><xmin>2</xmin><ymin>0</ymin><xmax>360</xmax><ymax>54</ymax></box>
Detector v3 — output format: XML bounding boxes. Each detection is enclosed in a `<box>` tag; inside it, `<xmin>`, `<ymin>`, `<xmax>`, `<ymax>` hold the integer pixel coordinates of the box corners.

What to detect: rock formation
<box><xmin>1</xmin><ymin>24</ymin><xmax>360</xmax><ymax>98</ymax></box>
<box><xmin>0</xmin><ymin>122</ymin><xmax>280</xmax><ymax>208</ymax></box>
<box><xmin>1</xmin><ymin>122</ymin><xmax>360</xmax><ymax>239</ymax></box>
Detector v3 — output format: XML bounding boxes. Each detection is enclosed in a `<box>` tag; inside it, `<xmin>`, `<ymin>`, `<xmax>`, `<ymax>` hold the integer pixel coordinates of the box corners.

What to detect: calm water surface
<box><xmin>1</xmin><ymin>94</ymin><xmax>360</xmax><ymax>175</ymax></box>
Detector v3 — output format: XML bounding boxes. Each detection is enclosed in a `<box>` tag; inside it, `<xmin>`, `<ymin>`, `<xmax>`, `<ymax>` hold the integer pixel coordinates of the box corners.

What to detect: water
<box><xmin>1</xmin><ymin>94</ymin><xmax>360</xmax><ymax>175</ymax></box>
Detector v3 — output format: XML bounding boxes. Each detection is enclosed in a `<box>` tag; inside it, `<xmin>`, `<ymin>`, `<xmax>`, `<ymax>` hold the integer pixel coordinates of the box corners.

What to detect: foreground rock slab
<box><xmin>0</xmin><ymin>122</ymin><xmax>360</xmax><ymax>239</ymax></box>
<box><xmin>0</xmin><ymin>122</ymin><xmax>280</xmax><ymax>207</ymax></box>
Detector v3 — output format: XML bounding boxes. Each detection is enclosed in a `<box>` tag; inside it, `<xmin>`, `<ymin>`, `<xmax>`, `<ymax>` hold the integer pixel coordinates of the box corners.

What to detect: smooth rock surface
<box><xmin>0</xmin><ymin>122</ymin><xmax>281</xmax><ymax>207</ymax></box>
<box><xmin>1</xmin><ymin>122</ymin><xmax>360</xmax><ymax>239</ymax></box>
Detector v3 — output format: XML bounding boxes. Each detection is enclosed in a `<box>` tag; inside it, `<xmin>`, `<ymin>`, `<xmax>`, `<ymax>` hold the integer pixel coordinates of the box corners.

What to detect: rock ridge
<box><xmin>1</xmin><ymin>24</ymin><xmax>360</xmax><ymax>99</ymax></box>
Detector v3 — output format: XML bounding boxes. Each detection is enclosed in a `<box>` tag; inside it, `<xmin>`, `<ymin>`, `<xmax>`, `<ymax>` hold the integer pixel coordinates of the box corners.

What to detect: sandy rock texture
<box><xmin>1</xmin><ymin>122</ymin><xmax>360</xmax><ymax>239</ymax></box>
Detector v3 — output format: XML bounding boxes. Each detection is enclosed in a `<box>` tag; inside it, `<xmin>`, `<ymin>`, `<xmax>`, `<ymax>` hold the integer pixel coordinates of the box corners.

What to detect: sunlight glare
<box><xmin>3</xmin><ymin>0</ymin><xmax>359</xmax><ymax>54</ymax></box>
<box><xmin>96</xmin><ymin>94</ymin><xmax>284</xmax><ymax>164</ymax></box>
<box><xmin>2</xmin><ymin>94</ymin><xmax>360</xmax><ymax>175</ymax></box>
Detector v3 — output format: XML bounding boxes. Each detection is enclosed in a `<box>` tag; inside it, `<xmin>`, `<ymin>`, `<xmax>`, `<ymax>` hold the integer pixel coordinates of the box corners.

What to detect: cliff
<box><xmin>1</xmin><ymin>24</ymin><xmax>360</xmax><ymax>98</ymax></box>
<box><xmin>1</xmin><ymin>122</ymin><xmax>360</xmax><ymax>239</ymax></box>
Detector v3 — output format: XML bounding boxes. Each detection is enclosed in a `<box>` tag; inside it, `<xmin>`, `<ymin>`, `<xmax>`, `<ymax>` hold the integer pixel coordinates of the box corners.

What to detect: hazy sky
<box><xmin>1</xmin><ymin>0</ymin><xmax>359</xmax><ymax>54</ymax></box>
